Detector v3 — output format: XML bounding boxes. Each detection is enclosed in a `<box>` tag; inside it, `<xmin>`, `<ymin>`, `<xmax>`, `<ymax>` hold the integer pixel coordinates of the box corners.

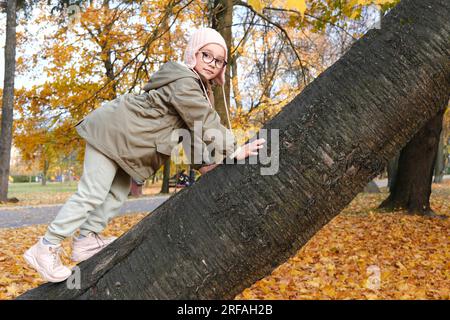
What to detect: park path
<box><xmin>0</xmin><ymin>194</ymin><xmax>171</xmax><ymax>229</ymax></box>
<box><xmin>0</xmin><ymin>176</ymin><xmax>448</xmax><ymax>229</ymax></box>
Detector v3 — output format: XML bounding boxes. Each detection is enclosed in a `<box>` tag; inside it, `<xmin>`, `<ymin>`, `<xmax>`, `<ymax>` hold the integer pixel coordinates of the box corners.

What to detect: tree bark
<box><xmin>379</xmin><ymin>108</ymin><xmax>446</xmax><ymax>215</ymax></box>
<box><xmin>387</xmin><ymin>152</ymin><xmax>400</xmax><ymax>191</ymax></box>
<box><xmin>41</xmin><ymin>159</ymin><xmax>49</xmax><ymax>186</ymax></box>
<box><xmin>160</xmin><ymin>158</ymin><xmax>170</xmax><ymax>194</ymax></box>
<box><xmin>101</xmin><ymin>0</ymin><xmax>117</xmax><ymax>100</ymax></box>
<box><xmin>0</xmin><ymin>0</ymin><xmax>17</xmax><ymax>202</ymax></box>
<box><xmin>433</xmin><ymin>126</ymin><xmax>446</xmax><ymax>183</ymax></box>
<box><xmin>211</xmin><ymin>0</ymin><xmax>233</xmax><ymax>128</ymax></box>
<box><xmin>17</xmin><ymin>0</ymin><xmax>450</xmax><ymax>299</ymax></box>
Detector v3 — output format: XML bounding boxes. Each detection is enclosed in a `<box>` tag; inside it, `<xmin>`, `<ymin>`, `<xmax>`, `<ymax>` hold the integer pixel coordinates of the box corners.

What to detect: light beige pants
<box><xmin>44</xmin><ymin>142</ymin><xmax>131</xmax><ymax>244</ymax></box>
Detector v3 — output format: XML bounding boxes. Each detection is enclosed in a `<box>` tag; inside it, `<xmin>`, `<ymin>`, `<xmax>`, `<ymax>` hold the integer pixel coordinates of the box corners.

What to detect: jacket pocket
<box><xmin>155</xmin><ymin>130</ymin><xmax>180</xmax><ymax>156</ymax></box>
<box><xmin>156</xmin><ymin>141</ymin><xmax>177</xmax><ymax>156</ymax></box>
<box><xmin>150</xmin><ymin>147</ymin><xmax>170</xmax><ymax>172</ymax></box>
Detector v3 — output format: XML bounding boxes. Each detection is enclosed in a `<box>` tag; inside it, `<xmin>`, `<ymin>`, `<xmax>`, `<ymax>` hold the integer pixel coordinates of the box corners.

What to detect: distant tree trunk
<box><xmin>0</xmin><ymin>0</ymin><xmax>17</xmax><ymax>203</ymax></box>
<box><xmin>41</xmin><ymin>160</ymin><xmax>49</xmax><ymax>186</ymax></box>
<box><xmin>159</xmin><ymin>11</ymin><xmax>173</xmax><ymax>195</ymax></box>
<box><xmin>387</xmin><ymin>152</ymin><xmax>400</xmax><ymax>191</ymax></box>
<box><xmin>379</xmin><ymin>108</ymin><xmax>446</xmax><ymax>215</ymax></box>
<box><xmin>211</xmin><ymin>0</ymin><xmax>233</xmax><ymax>128</ymax></box>
<box><xmin>189</xmin><ymin>167</ymin><xmax>196</xmax><ymax>185</ymax></box>
<box><xmin>18</xmin><ymin>0</ymin><xmax>450</xmax><ymax>300</ymax></box>
<box><xmin>160</xmin><ymin>158</ymin><xmax>170</xmax><ymax>194</ymax></box>
<box><xmin>433</xmin><ymin>128</ymin><xmax>446</xmax><ymax>183</ymax></box>
<box><xmin>101</xmin><ymin>0</ymin><xmax>117</xmax><ymax>100</ymax></box>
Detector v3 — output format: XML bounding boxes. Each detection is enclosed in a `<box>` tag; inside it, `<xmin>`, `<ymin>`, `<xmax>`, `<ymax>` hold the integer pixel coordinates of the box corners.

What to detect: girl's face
<box><xmin>193</xmin><ymin>43</ymin><xmax>226</xmax><ymax>82</ymax></box>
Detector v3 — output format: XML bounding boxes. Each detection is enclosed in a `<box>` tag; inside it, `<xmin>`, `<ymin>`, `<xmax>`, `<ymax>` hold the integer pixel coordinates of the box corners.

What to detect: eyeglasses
<box><xmin>198</xmin><ymin>51</ymin><xmax>228</xmax><ymax>68</ymax></box>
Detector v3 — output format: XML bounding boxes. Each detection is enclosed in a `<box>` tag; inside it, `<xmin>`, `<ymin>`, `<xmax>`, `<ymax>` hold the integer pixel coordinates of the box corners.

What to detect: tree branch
<box><xmin>234</xmin><ymin>0</ymin><xmax>307</xmax><ymax>85</ymax></box>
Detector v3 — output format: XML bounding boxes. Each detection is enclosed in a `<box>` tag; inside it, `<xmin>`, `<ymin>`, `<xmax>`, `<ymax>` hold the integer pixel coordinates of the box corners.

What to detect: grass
<box><xmin>1</xmin><ymin>181</ymin><xmax>180</xmax><ymax>208</ymax></box>
<box><xmin>8</xmin><ymin>182</ymin><xmax>79</xmax><ymax>194</ymax></box>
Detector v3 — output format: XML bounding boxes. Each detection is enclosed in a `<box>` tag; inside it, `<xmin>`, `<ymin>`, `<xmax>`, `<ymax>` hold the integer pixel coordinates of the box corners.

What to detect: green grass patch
<box><xmin>7</xmin><ymin>182</ymin><xmax>79</xmax><ymax>194</ymax></box>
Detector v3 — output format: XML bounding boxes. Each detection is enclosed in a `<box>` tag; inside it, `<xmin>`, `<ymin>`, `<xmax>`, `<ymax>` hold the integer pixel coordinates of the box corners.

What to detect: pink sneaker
<box><xmin>23</xmin><ymin>237</ymin><xmax>72</xmax><ymax>282</ymax></box>
<box><xmin>71</xmin><ymin>232</ymin><xmax>117</xmax><ymax>262</ymax></box>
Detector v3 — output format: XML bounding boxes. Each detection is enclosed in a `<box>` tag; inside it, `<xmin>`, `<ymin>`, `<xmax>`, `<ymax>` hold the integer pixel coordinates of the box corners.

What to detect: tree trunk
<box><xmin>379</xmin><ymin>108</ymin><xmax>446</xmax><ymax>215</ymax></box>
<box><xmin>0</xmin><ymin>0</ymin><xmax>17</xmax><ymax>202</ymax></box>
<box><xmin>18</xmin><ymin>0</ymin><xmax>450</xmax><ymax>300</ymax></box>
<box><xmin>159</xmin><ymin>13</ymin><xmax>173</xmax><ymax>195</ymax></box>
<box><xmin>160</xmin><ymin>157</ymin><xmax>170</xmax><ymax>194</ymax></box>
<box><xmin>101</xmin><ymin>0</ymin><xmax>117</xmax><ymax>100</ymax></box>
<box><xmin>211</xmin><ymin>0</ymin><xmax>233</xmax><ymax>128</ymax></box>
<box><xmin>387</xmin><ymin>152</ymin><xmax>400</xmax><ymax>191</ymax></box>
<box><xmin>41</xmin><ymin>160</ymin><xmax>49</xmax><ymax>186</ymax></box>
<box><xmin>433</xmin><ymin>127</ymin><xmax>446</xmax><ymax>183</ymax></box>
<box><xmin>188</xmin><ymin>167</ymin><xmax>196</xmax><ymax>185</ymax></box>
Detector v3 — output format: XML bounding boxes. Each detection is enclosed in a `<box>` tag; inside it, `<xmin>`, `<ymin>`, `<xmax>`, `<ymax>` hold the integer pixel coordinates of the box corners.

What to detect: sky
<box><xmin>0</xmin><ymin>3</ymin><xmax>257</xmax><ymax>93</ymax></box>
<box><xmin>0</xmin><ymin>8</ymin><xmax>49</xmax><ymax>90</ymax></box>
<box><xmin>0</xmin><ymin>3</ymin><xmax>383</xmax><ymax>94</ymax></box>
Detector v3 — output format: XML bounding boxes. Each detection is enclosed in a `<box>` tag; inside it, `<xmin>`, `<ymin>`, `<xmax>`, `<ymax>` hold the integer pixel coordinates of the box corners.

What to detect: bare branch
<box><xmin>234</xmin><ymin>0</ymin><xmax>307</xmax><ymax>85</ymax></box>
<box><xmin>69</xmin><ymin>0</ymin><xmax>191</xmax><ymax>117</ymax></box>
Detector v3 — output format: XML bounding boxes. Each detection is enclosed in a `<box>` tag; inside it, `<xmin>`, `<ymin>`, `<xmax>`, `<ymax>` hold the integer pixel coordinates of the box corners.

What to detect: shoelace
<box><xmin>90</xmin><ymin>232</ymin><xmax>107</xmax><ymax>248</ymax></box>
<box><xmin>49</xmin><ymin>246</ymin><xmax>69</xmax><ymax>269</ymax></box>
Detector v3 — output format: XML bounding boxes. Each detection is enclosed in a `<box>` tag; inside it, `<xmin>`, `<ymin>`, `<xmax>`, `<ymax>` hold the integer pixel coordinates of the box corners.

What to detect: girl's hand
<box><xmin>199</xmin><ymin>163</ymin><xmax>219</xmax><ymax>175</ymax></box>
<box><xmin>198</xmin><ymin>138</ymin><xmax>266</xmax><ymax>174</ymax></box>
<box><xmin>234</xmin><ymin>138</ymin><xmax>266</xmax><ymax>161</ymax></box>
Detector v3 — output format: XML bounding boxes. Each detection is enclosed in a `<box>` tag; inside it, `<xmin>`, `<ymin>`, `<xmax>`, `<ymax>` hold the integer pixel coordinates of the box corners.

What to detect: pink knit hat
<box><xmin>183</xmin><ymin>27</ymin><xmax>228</xmax><ymax>86</ymax></box>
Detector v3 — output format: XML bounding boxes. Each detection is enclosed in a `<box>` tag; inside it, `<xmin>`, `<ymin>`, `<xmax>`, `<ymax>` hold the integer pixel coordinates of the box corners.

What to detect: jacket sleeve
<box><xmin>168</xmin><ymin>77</ymin><xmax>241</xmax><ymax>166</ymax></box>
<box><xmin>188</xmin><ymin>134</ymin><xmax>210</xmax><ymax>170</ymax></box>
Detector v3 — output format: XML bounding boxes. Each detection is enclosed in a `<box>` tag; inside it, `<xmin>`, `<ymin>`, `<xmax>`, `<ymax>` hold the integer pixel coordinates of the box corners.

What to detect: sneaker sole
<box><xmin>23</xmin><ymin>250</ymin><xmax>71</xmax><ymax>283</ymax></box>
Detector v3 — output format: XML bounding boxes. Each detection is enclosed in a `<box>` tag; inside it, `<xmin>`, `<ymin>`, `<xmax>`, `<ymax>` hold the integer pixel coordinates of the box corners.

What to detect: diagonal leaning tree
<box><xmin>18</xmin><ymin>0</ymin><xmax>449</xmax><ymax>299</ymax></box>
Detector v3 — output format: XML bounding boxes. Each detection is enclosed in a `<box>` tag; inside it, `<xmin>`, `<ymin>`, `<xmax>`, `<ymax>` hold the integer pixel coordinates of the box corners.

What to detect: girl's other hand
<box><xmin>198</xmin><ymin>138</ymin><xmax>266</xmax><ymax>174</ymax></box>
<box><xmin>235</xmin><ymin>138</ymin><xmax>266</xmax><ymax>161</ymax></box>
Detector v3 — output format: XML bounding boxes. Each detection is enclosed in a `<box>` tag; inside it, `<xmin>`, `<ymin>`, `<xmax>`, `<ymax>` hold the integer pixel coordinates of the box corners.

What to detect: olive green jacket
<box><xmin>74</xmin><ymin>61</ymin><xmax>238</xmax><ymax>184</ymax></box>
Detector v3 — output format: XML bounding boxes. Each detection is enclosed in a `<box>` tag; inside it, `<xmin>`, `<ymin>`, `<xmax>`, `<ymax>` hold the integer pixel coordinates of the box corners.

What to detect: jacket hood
<box><xmin>142</xmin><ymin>61</ymin><xmax>200</xmax><ymax>92</ymax></box>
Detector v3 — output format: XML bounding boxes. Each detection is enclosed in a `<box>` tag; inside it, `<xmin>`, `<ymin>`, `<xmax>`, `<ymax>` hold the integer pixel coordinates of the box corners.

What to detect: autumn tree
<box><xmin>12</xmin><ymin>0</ymin><xmax>193</xmax><ymax>188</ymax></box>
<box><xmin>0</xmin><ymin>0</ymin><xmax>18</xmax><ymax>202</ymax></box>
<box><xmin>379</xmin><ymin>107</ymin><xmax>449</xmax><ymax>215</ymax></box>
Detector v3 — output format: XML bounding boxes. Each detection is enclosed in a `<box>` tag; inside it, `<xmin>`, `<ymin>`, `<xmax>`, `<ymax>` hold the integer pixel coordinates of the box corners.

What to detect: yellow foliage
<box><xmin>248</xmin><ymin>0</ymin><xmax>264</xmax><ymax>12</ymax></box>
<box><xmin>285</xmin><ymin>0</ymin><xmax>307</xmax><ymax>19</ymax></box>
<box><xmin>250</xmin><ymin>0</ymin><xmax>307</xmax><ymax>18</ymax></box>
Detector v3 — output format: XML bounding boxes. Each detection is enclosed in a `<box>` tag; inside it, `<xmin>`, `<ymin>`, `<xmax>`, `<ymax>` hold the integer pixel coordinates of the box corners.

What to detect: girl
<box><xmin>23</xmin><ymin>27</ymin><xmax>265</xmax><ymax>282</ymax></box>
